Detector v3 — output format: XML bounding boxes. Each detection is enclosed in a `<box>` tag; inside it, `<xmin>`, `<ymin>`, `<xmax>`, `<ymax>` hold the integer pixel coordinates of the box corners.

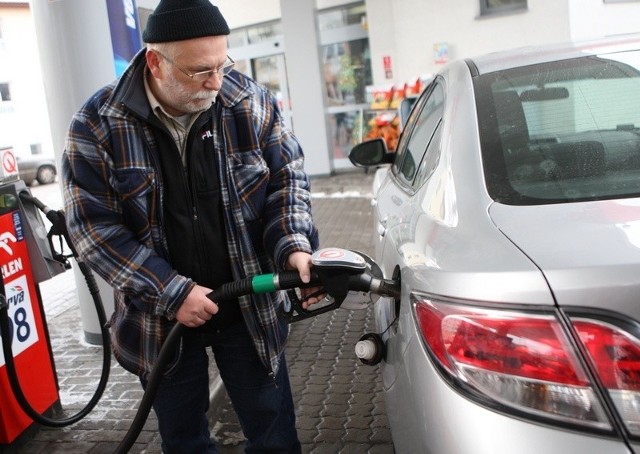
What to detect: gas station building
<box><xmin>1</xmin><ymin>0</ymin><xmax>639</xmax><ymax>176</ymax></box>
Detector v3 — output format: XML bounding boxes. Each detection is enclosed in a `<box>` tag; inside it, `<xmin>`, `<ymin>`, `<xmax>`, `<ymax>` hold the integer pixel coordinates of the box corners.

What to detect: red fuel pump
<box><xmin>0</xmin><ymin>151</ymin><xmax>67</xmax><ymax>445</ymax></box>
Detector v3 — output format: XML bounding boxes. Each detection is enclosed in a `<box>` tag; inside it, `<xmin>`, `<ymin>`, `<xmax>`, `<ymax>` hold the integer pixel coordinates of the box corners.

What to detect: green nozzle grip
<box><xmin>251</xmin><ymin>274</ymin><xmax>277</xmax><ymax>293</ymax></box>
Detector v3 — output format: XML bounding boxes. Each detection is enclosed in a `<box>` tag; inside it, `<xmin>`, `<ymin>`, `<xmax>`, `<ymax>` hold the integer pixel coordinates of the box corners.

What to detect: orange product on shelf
<box><xmin>364</xmin><ymin>113</ymin><xmax>400</xmax><ymax>151</ymax></box>
<box><xmin>370</xmin><ymin>84</ymin><xmax>395</xmax><ymax>110</ymax></box>
<box><xmin>389</xmin><ymin>83</ymin><xmax>407</xmax><ymax>109</ymax></box>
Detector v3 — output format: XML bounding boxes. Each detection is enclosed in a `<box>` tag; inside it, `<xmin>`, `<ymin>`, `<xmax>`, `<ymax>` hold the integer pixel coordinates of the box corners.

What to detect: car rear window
<box><xmin>476</xmin><ymin>49</ymin><xmax>640</xmax><ymax>205</ymax></box>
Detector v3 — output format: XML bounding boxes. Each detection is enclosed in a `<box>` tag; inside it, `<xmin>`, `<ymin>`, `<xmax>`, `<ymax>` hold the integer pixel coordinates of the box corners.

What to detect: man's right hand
<box><xmin>175</xmin><ymin>284</ymin><xmax>219</xmax><ymax>327</ymax></box>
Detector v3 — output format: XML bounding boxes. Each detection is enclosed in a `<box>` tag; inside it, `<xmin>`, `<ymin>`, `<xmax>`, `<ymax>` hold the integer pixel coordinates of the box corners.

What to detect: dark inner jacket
<box><xmin>149</xmin><ymin>102</ymin><xmax>243</xmax><ymax>331</ymax></box>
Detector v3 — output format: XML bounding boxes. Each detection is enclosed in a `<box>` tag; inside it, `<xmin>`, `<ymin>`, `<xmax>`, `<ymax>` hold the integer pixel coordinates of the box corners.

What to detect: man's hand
<box><xmin>286</xmin><ymin>251</ymin><xmax>326</xmax><ymax>309</ymax></box>
<box><xmin>176</xmin><ymin>284</ymin><xmax>219</xmax><ymax>327</ymax></box>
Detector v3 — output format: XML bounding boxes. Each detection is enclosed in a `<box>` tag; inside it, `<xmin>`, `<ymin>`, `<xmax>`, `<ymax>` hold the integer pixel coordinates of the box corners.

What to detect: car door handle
<box><xmin>378</xmin><ymin>216</ymin><xmax>388</xmax><ymax>237</ymax></box>
<box><xmin>371</xmin><ymin>198</ymin><xmax>378</xmax><ymax>208</ymax></box>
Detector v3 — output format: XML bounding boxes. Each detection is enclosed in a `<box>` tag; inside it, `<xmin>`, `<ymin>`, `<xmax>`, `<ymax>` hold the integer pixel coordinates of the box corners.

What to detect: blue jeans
<box><xmin>141</xmin><ymin>319</ymin><xmax>301</xmax><ymax>453</ymax></box>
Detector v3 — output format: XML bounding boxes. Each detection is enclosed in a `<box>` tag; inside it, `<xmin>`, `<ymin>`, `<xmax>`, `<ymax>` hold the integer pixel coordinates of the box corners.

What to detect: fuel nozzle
<box><xmin>283</xmin><ymin>248</ymin><xmax>400</xmax><ymax>323</ymax></box>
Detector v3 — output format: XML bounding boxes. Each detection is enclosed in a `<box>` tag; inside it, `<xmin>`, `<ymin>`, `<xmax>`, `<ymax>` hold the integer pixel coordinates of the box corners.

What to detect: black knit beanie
<box><xmin>142</xmin><ymin>0</ymin><xmax>230</xmax><ymax>43</ymax></box>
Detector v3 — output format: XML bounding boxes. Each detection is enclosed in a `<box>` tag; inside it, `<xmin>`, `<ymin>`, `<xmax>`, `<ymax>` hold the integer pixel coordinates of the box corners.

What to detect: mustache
<box><xmin>192</xmin><ymin>90</ymin><xmax>217</xmax><ymax>100</ymax></box>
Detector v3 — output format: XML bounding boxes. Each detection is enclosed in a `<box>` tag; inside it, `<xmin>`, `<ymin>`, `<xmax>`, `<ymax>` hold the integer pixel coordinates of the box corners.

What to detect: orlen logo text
<box><xmin>0</xmin><ymin>231</ymin><xmax>22</xmax><ymax>279</ymax></box>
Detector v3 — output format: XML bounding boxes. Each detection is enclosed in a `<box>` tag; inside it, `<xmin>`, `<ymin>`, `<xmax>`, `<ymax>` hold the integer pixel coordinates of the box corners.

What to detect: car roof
<box><xmin>467</xmin><ymin>33</ymin><xmax>640</xmax><ymax>75</ymax></box>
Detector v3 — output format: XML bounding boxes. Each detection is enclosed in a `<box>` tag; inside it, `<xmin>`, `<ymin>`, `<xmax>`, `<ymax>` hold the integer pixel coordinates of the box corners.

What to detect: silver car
<box><xmin>17</xmin><ymin>155</ymin><xmax>57</xmax><ymax>186</ymax></box>
<box><xmin>350</xmin><ymin>34</ymin><xmax>640</xmax><ymax>453</ymax></box>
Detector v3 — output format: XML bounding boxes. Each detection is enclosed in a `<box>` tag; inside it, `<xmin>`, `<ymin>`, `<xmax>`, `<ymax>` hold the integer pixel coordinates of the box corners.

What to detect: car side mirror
<box><xmin>349</xmin><ymin>138</ymin><xmax>395</xmax><ymax>167</ymax></box>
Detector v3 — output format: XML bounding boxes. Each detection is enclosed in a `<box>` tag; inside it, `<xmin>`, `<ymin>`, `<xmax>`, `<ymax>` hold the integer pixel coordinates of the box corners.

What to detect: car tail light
<box><xmin>572</xmin><ymin>319</ymin><xmax>640</xmax><ymax>436</ymax></box>
<box><xmin>414</xmin><ymin>297</ymin><xmax>612</xmax><ymax>431</ymax></box>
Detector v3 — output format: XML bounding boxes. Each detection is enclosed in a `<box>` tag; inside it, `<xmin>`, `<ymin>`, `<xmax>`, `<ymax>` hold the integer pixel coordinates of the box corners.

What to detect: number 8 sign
<box><xmin>0</xmin><ymin>275</ymin><xmax>39</xmax><ymax>366</ymax></box>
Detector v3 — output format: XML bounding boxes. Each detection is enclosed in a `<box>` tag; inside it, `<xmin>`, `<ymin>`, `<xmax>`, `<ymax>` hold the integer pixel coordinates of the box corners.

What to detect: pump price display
<box><xmin>0</xmin><ymin>210</ymin><xmax>39</xmax><ymax>366</ymax></box>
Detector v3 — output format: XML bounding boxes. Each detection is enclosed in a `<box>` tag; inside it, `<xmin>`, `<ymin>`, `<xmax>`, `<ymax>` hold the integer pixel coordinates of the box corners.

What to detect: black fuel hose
<box><xmin>116</xmin><ymin>268</ymin><xmax>400</xmax><ymax>454</ymax></box>
<box><xmin>0</xmin><ymin>245</ymin><xmax>111</xmax><ymax>427</ymax></box>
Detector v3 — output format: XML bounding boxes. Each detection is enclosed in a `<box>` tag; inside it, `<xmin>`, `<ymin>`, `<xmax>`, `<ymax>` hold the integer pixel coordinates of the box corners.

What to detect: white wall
<box><xmin>203</xmin><ymin>0</ymin><xmax>281</xmax><ymax>29</ymax></box>
<box><xmin>364</xmin><ymin>0</ymin><xmax>640</xmax><ymax>87</ymax></box>
<box><xmin>0</xmin><ymin>4</ymin><xmax>53</xmax><ymax>157</ymax></box>
<box><xmin>366</xmin><ymin>0</ymin><xmax>571</xmax><ymax>86</ymax></box>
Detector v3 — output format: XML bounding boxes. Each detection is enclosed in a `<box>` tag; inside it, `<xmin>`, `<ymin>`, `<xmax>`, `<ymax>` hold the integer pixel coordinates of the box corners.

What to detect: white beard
<box><xmin>162</xmin><ymin>71</ymin><xmax>217</xmax><ymax>114</ymax></box>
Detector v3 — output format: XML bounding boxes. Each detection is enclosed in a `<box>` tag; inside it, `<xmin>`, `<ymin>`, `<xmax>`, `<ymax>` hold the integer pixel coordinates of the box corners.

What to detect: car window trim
<box><xmin>392</xmin><ymin>78</ymin><xmax>445</xmax><ymax>194</ymax></box>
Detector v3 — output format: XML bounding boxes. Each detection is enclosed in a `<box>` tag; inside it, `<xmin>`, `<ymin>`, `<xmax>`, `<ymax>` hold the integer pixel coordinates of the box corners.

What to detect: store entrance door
<box><xmin>319</xmin><ymin>5</ymin><xmax>372</xmax><ymax>170</ymax></box>
<box><xmin>251</xmin><ymin>54</ymin><xmax>293</xmax><ymax>130</ymax></box>
<box><xmin>231</xmin><ymin>32</ymin><xmax>293</xmax><ymax>132</ymax></box>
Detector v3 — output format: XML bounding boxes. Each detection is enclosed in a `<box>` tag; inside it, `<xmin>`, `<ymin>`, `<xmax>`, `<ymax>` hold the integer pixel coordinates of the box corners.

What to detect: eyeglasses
<box><xmin>156</xmin><ymin>51</ymin><xmax>235</xmax><ymax>82</ymax></box>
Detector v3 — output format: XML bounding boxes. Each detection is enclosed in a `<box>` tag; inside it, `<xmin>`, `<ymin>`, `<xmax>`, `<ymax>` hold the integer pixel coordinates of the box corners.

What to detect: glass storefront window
<box><xmin>318</xmin><ymin>3</ymin><xmax>367</xmax><ymax>31</ymax></box>
<box><xmin>480</xmin><ymin>0</ymin><xmax>527</xmax><ymax>15</ymax></box>
<box><xmin>252</xmin><ymin>56</ymin><xmax>280</xmax><ymax>94</ymax></box>
<box><xmin>248</xmin><ymin>22</ymin><xmax>282</xmax><ymax>44</ymax></box>
<box><xmin>328</xmin><ymin>109</ymin><xmax>363</xmax><ymax>161</ymax></box>
<box><xmin>227</xmin><ymin>29</ymin><xmax>247</xmax><ymax>48</ymax></box>
<box><xmin>0</xmin><ymin>82</ymin><xmax>11</xmax><ymax>102</ymax></box>
<box><xmin>233</xmin><ymin>59</ymin><xmax>250</xmax><ymax>77</ymax></box>
<box><xmin>225</xmin><ymin>2</ymin><xmax>371</xmax><ymax>168</ymax></box>
<box><xmin>228</xmin><ymin>21</ymin><xmax>282</xmax><ymax>47</ymax></box>
<box><xmin>319</xmin><ymin>3</ymin><xmax>372</xmax><ymax>167</ymax></box>
<box><xmin>323</xmin><ymin>38</ymin><xmax>371</xmax><ymax>106</ymax></box>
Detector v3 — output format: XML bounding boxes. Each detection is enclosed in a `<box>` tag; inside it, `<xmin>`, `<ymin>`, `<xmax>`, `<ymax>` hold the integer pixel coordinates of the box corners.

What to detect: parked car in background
<box><xmin>17</xmin><ymin>155</ymin><xmax>57</xmax><ymax>186</ymax></box>
<box><xmin>350</xmin><ymin>34</ymin><xmax>640</xmax><ymax>453</ymax></box>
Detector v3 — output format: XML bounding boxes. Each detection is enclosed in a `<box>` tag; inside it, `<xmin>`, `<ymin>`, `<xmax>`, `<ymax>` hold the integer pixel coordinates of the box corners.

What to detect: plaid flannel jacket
<box><xmin>62</xmin><ymin>50</ymin><xmax>319</xmax><ymax>379</ymax></box>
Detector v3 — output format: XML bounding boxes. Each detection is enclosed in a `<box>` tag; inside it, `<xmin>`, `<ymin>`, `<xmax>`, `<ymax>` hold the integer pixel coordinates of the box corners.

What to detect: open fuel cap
<box><xmin>311</xmin><ymin>248</ymin><xmax>366</xmax><ymax>272</ymax></box>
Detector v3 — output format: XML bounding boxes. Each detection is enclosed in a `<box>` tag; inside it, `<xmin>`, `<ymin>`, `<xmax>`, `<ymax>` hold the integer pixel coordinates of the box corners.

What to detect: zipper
<box><xmin>140</xmin><ymin>125</ymin><xmax>171</xmax><ymax>259</ymax></box>
<box><xmin>185</xmin><ymin>113</ymin><xmax>214</xmax><ymax>278</ymax></box>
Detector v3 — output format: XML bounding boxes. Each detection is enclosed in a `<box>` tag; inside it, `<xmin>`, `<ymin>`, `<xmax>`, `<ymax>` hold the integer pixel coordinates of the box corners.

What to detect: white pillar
<box><xmin>30</xmin><ymin>0</ymin><xmax>118</xmax><ymax>344</ymax></box>
<box><xmin>280</xmin><ymin>0</ymin><xmax>332</xmax><ymax>176</ymax></box>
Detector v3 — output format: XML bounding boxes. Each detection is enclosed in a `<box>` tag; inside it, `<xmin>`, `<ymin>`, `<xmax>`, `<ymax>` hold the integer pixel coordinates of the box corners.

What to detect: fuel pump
<box><xmin>0</xmin><ymin>147</ymin><xmax>111</xmax><ymax>447</ymax></box>
<box><xmin>0</xmin><ymin>177</ymin><xmax>64</xmax><ymax>445</ymax></box>
<box><xmin>0</xmin><ymin>189</ymin><xmax>112</xmax><ymax>430</ymax></box>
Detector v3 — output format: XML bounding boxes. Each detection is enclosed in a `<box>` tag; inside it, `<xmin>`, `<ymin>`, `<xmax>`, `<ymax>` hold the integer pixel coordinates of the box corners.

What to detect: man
<box><xmin>62</xmin><ymin>0</ymin><xmax>321</xmax><ymax>452</ymax></box>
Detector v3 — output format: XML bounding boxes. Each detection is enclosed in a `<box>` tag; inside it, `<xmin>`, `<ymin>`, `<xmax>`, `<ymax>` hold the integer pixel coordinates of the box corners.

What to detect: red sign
<box><xmin>0</xmin><ymin>208</ymin><xmax>59</xmax><ymax>443</ymax></box>
<box><xmin>0</xmin><ymin>148</ymin><xmax>18</xmax><ymax>181</ymax></box>
<box><xmin>383</xmin><ymin>55</ymin><xmax>393</xmax><ymax>79</ymax></box>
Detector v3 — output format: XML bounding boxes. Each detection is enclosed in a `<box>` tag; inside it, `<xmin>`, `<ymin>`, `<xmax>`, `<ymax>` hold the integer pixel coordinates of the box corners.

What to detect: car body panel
<box><xmin>489</xmin><ymin>199</ymin><xmax>640</xmax><ymax>314</ymax></box>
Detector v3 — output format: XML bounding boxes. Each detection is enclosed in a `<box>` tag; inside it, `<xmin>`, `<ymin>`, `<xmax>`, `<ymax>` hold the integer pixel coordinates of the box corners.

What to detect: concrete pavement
<box><xmin>3</xmin><ymin>169</ymin><xmax>394</xmax><ymax>453</ymax></box>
